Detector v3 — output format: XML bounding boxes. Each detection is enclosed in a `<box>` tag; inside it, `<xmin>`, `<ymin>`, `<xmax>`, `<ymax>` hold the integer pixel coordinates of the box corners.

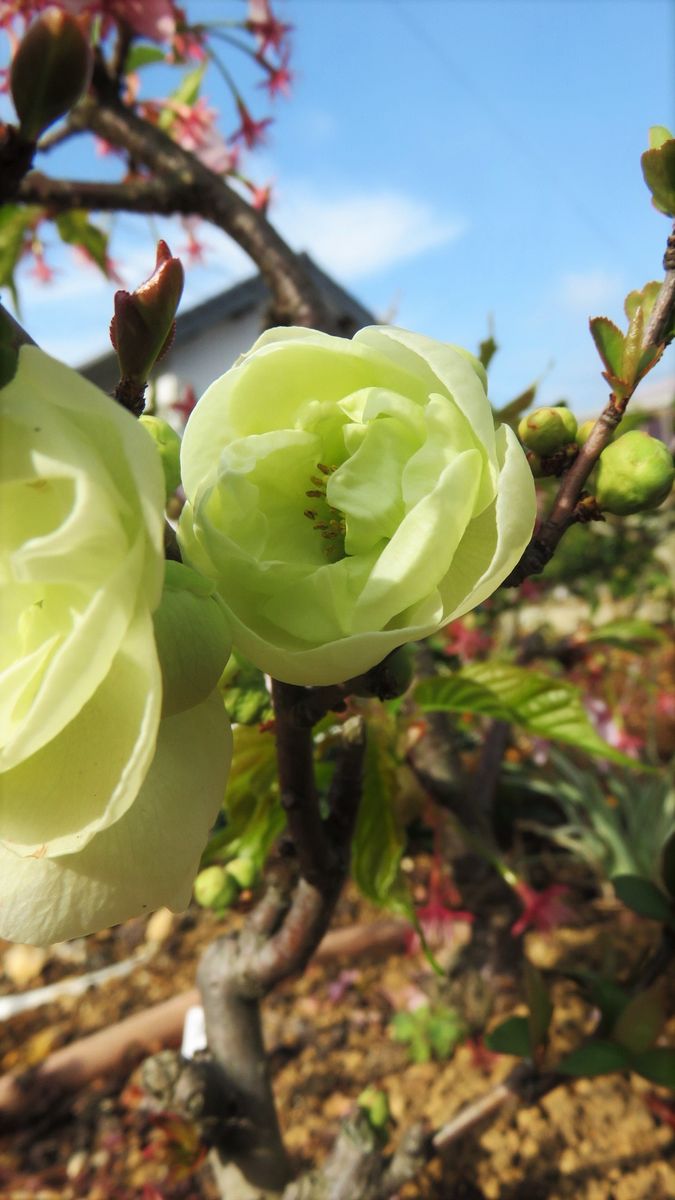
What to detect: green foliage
<box><xmin>584</xmin><ymin>618</ymin><xmax>665</xmax><ymax>649</ymax></box>
<box><xmin>200</xmin><ymin>725</ymin><xmax>284</xmax><ymax>873</ymax></box>
<box><xmin>125</xmin><ymin>44</ymin><xmax>167</xmax><ymax>72</ymax></box>
<box><xmin>641</xmin><ymin>133</ymin><xmax>675</xmax><ymax>217</ymax></box>
<box><xmin>539</xmin><ymin>503</ymin><xmax>673</xmax><ymax>601</ymax></box>
<box><xmin>55</xmin><ymin>211</ymin><xmax>110</xmax><ymax>276</ymax></box>
<box><xmin>631</xmin><ymin>1047</ymin><xmax>675</xmax><ymax>1088</ymax></box>
<box><xmin>220</xmin><ymin>653</ymin><xmax>273</xmax><ymax>726</ymax></box>
<box><xmin>511</xmin><ymin>753</ymin><xmax>675</xmax><ymax>883</ymax></box>
<box><xmin>390</xmin><ymin>1004</ymin><xmax>467</xmax><ymax>1064</ymax></box>
<box><xmin>558</xmin><ymin>1040</ymin><xmax>631</xmax><ymax>1077</ymax></box>
<box><xmin>351</xmin><ymin>716</ymin><xmax>410</xmax><ymax>914</ymax></box>
<box><xmin>524</xmin><ymin>962</ymin><xmax>552</xmax><ymax>1052</ymax></box>
<box><xmin>485</xmin><ymin>1015</ymin><xmax>531</xmax><ymax>1057</ymax></box>
<box><xmin>612</xmin><ymin>984</ymin><xmax>666</xmax><ymax>1055</ymax></box>
<box><xmin>0</xmin><ymin>205</ymin><xmax>41</xmax><ymax>310</ymax></box>
<box><xmin>416</xmin><ymin>662</ymin><xmax>641</xmax><ymax>767</ymax></box>
<box><xmin>612</xmin><ymin>874</ymin><xmax>675</xmax><ymax>924</ymax></box>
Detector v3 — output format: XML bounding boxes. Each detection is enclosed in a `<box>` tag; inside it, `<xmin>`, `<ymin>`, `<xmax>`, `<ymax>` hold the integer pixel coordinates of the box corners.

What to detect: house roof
<box><xmin>80</xmin><ymin>253</ymin><xmax>375</xmax><ymax>392</ymax></box>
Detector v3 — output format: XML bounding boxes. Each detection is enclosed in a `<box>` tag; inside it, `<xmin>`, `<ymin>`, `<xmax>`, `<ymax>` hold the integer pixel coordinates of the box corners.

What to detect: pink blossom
<box><xmin>29</xmin><ymin>251</ymin><xmax>55</xmax><ymax>284</ymax></box>
<box><xmin>406</xmin><ymin>863</ymin><xmax>474</xmax><ymax>955</ymax></box>
<box><xmin>232</xmin><ymin>98</ymin><xmax>272</xmax><ymax>149</ymax></box>
<box><xmin>61</xmin><ymin>0</ymin><xmax>176</xmax><ymax>43</ymax></box>
<box><xmin>511</xmin><ymin>882</ymin><xmax>572</xmax><ymax>937</ymax></box>
<box><xmin>442</xmin><ymin>618</ymin><xmax>492</xmax><ymax>663</ymax></box>
<box><xmin>171</xmin><ymin>384</ymin><xmax>197</xmax><ymax>426</ymax></box>
<box><xmin>170</xmin><ymin>99</ymin><xmax>236</xmax><ymax>174</ymax></box>
<box><xmin>656</xmin><ymin>691</ymin><xmax>675</xmax><ymax>719</ymax></box>
<box><xmin>260</xmin><ymin>52</ymin><xmax>293</xmax><ymax>99</ymax></box>
<box><xmin>247</xmin><ymin>0</ymin><xmax>292</xmax><ymax>55</ymax></box>
<box><xmin>250</xmin><ymin>182</ymin><xmax>272</xmax><ymax>213</ymax></box>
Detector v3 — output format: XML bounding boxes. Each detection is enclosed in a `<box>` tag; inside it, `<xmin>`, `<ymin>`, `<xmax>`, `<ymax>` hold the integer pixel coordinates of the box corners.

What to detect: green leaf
<box><xmin>624</xmin><ymin>281</ymin><xmax>661</xmax><ymax>325</ymax></box>
<box><xmin>478</xmin><ymin>333</ymin><xmax>498</xmax><ymax>370</ymax></box>
<box><xmin>589</xmin><ymin>317</ymin><xmax>625</xmax><ymax>378</ymax></box>
<box><xmin>641</xmin><ymin>139</ymin><xmax>675</xmax><ymax>217</ymax></box>
<box><xmin>584</xmin><ymin>618</ymin><xmax>665</xmax><ymax>649</ymax></box>
<box><xmin>558</xmin><ymin>1040</ymin><xmax>631</xmax><ymax>1077</ymax></box>
<box><xmin>351</xmin><ymin>721</ymin><xmax>408</xmax><ymax>912</ymax></box>
<box><xmin>494</xmin><ymin>384</ymin><xmax>537</xmax><ymax>429</ymax></box>
<box><xmin>485</xmin><ymin>1015</ymin><xmax>531</xmax><ymax>1058</ymax></box>
<box><xmin>612</xmin><ymin>984</ymin><xmax>666</xmax><ymax>1055</ymax></box>
<box><xmin>203</xmin><ymin>725</ymin><xmax>284</xmax><ymax>871</ymax></box>
<box><xmin>661</xmin><ymin>829</ymin><xmax>675</xmax><ymax>899</ymax></box>
<box><xmin>621</xmin><ymin>304</ymin><xmax>645</xmax><ymax>385</ymax></box>
<box><xmin>159</xmin><ymin>65</ymin><xmax>205</xmax><ymax>130</ymax></box>
<box><xmin>0</xmin><ymin>204</ymin><xmax>41</xmax><ymax>311</ymax></box>
<box><xmin>125</xmin><ymin>44</ymin><xmax>166</xmax><ymax>72</ymax></box>
<box><xmin>55</xmin><ymin>211</ymin><xmax>109</xmax><ymax>275</ymax></box>
<box><xmin>524</xmin><ymin>962</ymin><xmax>552</xmax><ymax>1051</ymax></box>
<box><xmin>613</xmin><ymin>874</ymin><xmax>674</xmax><ymax>923</ymax></box>
<box><xmin>631</xmin><ymin>1046</ymin><xmax>675</xmax><ymax>1089</ymax></box>
<box><xmin>416</xmin><ymin>662</ymin><xmax>642</xmax><ymax>768</ymax></box>
<box><xmin>576</xmin><ymin>974</ymin><xmax>629</xmax><ymax>1030</ymax></box>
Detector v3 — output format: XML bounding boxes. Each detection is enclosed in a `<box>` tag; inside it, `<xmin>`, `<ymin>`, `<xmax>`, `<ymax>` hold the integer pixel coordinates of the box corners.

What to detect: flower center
<box><xmin>303</xmin><ymin>463</ymin><xmax>346</xmax><ymax>561</ymax></box>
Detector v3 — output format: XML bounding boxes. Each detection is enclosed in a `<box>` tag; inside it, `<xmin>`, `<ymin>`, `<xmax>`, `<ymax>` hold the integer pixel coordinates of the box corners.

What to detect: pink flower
<box><xmin>171</xmin><ymin>385</ymin><xmax>197</xmax><ymax>426</ymax></box>
<box><xmin>29</xmin><ymin>251</ymin><xmax>55</xmax><ymax>284</ymax></box>
<box><xmin>250</xmin><ymin>182</ymin><xmax>272</xmax><ymax>212</ymax></box>
<box><xmin>247</xmin><ymin>0</ymin><xmax>292</xmax><ymax>55</ymax></box>
<box><xmin>170</xmin><ymin>99</ymin><xmax>236</xmax><ymax>174</ymax></box>
<box><xmin>511</xmin><ymin>882</ymin><xmax>572</xmax><ymax>937</ymax></box>
<box><xmin>443</xmin><ymin>618</ymin><xmax>492</xmax><ymax>663</ymax></box>
<box><xmin>62</xmin><ymin>0</ymin><xmax>176</xmax><ymax>43</ymax></box>
<box><xmin>260</xmin><ymin>52</ymin><xmax>293</xmax><ymax>99</ymax></box>
<box><xmin>232</xmin><ymin>98</ymin><xmax>272</xmax><ymax>149</ymax></box>
<box><xmin>406</xmin><ymin>863</ymin><xmax>474</xmax><ymax>955</ymax></box>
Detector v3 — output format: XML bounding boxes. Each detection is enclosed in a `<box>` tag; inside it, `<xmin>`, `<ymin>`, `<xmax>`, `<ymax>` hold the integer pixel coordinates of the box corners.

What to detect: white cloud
<box><xmin>558</xmin><ymin>269</ymin><xmax>623</xmax><ymax>312</ymax></box>
<box><xmin>273</xmin><ymin>183</ymin><xmax>464</xmax><ymax>280</ymax></box>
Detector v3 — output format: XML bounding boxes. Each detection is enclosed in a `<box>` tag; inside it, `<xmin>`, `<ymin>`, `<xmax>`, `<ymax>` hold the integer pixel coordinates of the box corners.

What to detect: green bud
<box><xmin>11</xmin><ymin>11</ymin><xmax>92</xmax><ymax>142</ymax></box>
<box><xmin>518</xmin><ymin>407</ymin><xmax>577</xmax><ymax>455</ymax></box>
<box><xmin>139</xmin><ymin>415</ymin><xmax>182</xmax><ymax>496</ymax></box>
<box><xmin>194</xmin><ymin>865</ymin><xmax>237</xmax><ymax>910</ymax></box>
<box><xmin>153</xmin><ymin>561</ymin><xmax>232</xmax><ymax>718</ymax></box>
<box><xmin>595</xmin><ymin>431</ymin><xmax>674</xmax><ymax>516</ymax></box>
<box><xmin>575</xmin><ymin>419</ymin><xmax>596</xmax><ymax>447</ymax></box>
<box><xmin>225</xmin><ymin>857</ymin><xmax>258</xmax><ymax>890</ymax></box>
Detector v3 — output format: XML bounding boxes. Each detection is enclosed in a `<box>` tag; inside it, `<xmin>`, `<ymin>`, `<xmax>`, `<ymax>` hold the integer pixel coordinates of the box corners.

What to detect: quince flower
<box><xmin>178</xmin><ymin>326</ymin><xmax>536</xmax><ymax>686</ymax></box>
<box><xmin>1</xmin><ymin>345</ymin><xmax>231</xmax><ymax>944</ymax></box>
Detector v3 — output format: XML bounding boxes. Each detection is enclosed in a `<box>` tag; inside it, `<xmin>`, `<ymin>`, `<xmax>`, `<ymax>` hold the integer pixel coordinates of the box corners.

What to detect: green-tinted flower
<box><xmin>179</xmin><ymin>326</ymin><xmax>536</xmax><ymax>686</ymax></box>
<box><xmin>0</xmin><ymin>347</ymin><xmax>231</xmax><ymax>944</ymax></box>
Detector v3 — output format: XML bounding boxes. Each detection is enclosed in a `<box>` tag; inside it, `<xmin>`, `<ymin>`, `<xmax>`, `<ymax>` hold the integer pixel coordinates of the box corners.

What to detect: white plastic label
<box><xmin>181</xmin><ymin>1004</ymin><xmax>207</xmax><ymax>1059</ymax></box>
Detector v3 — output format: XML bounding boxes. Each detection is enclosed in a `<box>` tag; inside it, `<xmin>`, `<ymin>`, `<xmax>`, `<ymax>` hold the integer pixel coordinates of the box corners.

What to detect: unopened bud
<box><xmin>194</xmin><ymin>865</ymin><xmax>238</xmax><ymax>911</ymax></box>
<box><xmin>594</xmin><ymin>431</ymin><xmax>674</xmax><ymax>515</ymax></box>
<box><xmin>518</xmin><ymin>406</ymin><xmax>577</xmax><ymax>455</ymax></box>
<box><xmin>226</xmin><ymin>857</ymin><xmax>258</xmax><ymax>890</ymax></box>
<box><xmin>575</xmin><ymin>419</ymin><xmax>596</xmax><ymax>447</ymax></box>
<box><xmin>110</xmin><ymin>241</ymin><xmax>184</xmax><ymax>386</ymax></box>
<box><xmin>11</xmin><ymin>11</ymin><xmax>92</xmax><ymax>142</ymax></box>
<box><xmin>139</xmin><ymin>414</ymin><xmax>182</xmax><ymax>496</ymax></box>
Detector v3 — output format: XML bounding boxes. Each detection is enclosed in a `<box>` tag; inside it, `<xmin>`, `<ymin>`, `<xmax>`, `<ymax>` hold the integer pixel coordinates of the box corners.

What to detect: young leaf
<box><xmin>202</xmin><ymin>725</ymin><xmax>284</xmax><ymax>870</ymax></box>
<box><xmin>558</xmin><ymin>1040</ymin><xmax>630</xmax><ymax>1077</ymax></box>
<box><xmin>624</xmin><ymin>281</ymin><xmax>661</xmax><ymax>325</ymax></box>
<box><xmin>649</xmin><ymin>125</ymin><xmax>674</xmax><ymax>150</ymax></box>
<box><xmin>631</xmin><ymin>1046</ymin><xmax>675</xmax><ymax>1089</ymax></box>
<box><xmin>589</xmin><ymin>317</ymin><xmax>625</xmax><ymax>378</ymax></box>
<box><xmin>125</xmin><ymin>44</ymin><xmax>167</xmax><ymax>72</ymax></box>
<box><xmin>612</xmin><ymin>983</ymin><xmax>666</xmax><ymax>1055</ymax></box>
<box><xmin>494</xmin><ymin>383</ymin><xmax>537</xmax><ymax>429</ymax></box>
<box><xmin>641</xmin><ymin>138</ymin><xmax>675</xmax><ymax>217</ymax></box>
<box><xmin>417</xmin><ymin>663</ymin><xmax>643</xmax><ymax>768</ymax></box>
<box><xmin>485</xmin><ymin>1015</ymin><xmax>531</xmax><ymax>1058</ymax></box>
<box><xmin>351</xmin><ymin>721</ymin><xmax>408</xmax><ymax>912</ymax></box>
<box><xmin>0</xmin><ymin>204</ymin><xmax>41</xmax><ymax>311</ymax></box>
<box><xmin>621</xmin><ymin>304</ymin><xmax>644</xmax><ymax>386</ymax></box>
<box><xmin>55</xmin><ymin>211</ymin><xmax>109</xmax><ymax>275</ymax></box>
<box><xmin>584</xmin><ymin>618</ymin><xmax>665</xmax><ymax>649</ymax></box>
<box><xmin>159</xmin><ymin>65</ymin><xmax>205</xmax><ymax>130</ymax></box>
<box><xmin>612</xmin><ymin>874</ymin><xmax>674</xmax><ymax>923</ymax></box>
<box><xmin>524</xmin><ymin>961</ymin><xmax>552</xmax><ymax>1051</ymax></box>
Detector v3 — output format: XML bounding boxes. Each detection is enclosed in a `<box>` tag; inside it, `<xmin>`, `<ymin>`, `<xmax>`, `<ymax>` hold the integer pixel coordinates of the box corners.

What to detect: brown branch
<box><xmin>18</xmin><ymin>172</ymin><xmax>177</xmax><ymax>214</ymax></box>
<box><xmin>55</xmin><ymin>91</ymin><xmax>330</xmax><ymax>330</ymax></box>
<box><xmin>272</xmin><ymin>680</ymin><xmax>332</xmax><ymax>887</ymax></box>
<box><xmin>505</xmin><ymin>218</ymin><xmax>675</xmax><ymax>587</ymax></box>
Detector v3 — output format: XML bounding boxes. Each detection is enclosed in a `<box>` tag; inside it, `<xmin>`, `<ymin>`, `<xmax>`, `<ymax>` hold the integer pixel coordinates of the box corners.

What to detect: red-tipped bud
<box><xmin>10</xmin><ymin>11</ymin><xmax>93</xmax><ymax>142</ymax></box>
<box><xmin>109</xmin><ymin>241</ymin><xmax>184</xmax><ymax>386</ymax></box>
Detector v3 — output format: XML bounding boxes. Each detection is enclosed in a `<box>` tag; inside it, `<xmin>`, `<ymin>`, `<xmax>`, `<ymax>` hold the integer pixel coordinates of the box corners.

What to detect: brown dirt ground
<box><xmin>0</xmin><ymin>876</ymin><xmax>674</xmax><ymax>1200</ymax></box>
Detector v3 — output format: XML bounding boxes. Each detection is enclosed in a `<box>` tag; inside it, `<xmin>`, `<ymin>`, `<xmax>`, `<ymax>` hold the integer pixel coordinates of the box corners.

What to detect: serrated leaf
<box><xmin>55</xmin><ymin>211</ymin><xmax>109</xmax><ymax>275</ymax></box>
<box><xmin>624</xmin><ymin>281</ymin><xmax>661</xmax><ymax>324</ymax></box>
<box><xmin>203</xmin><ymin>725</ymin><xmax>284</xmax><ymax>870</ymax></box>
<box><xmin>0</xmin><ymin>204</ymin><xmax>41</xmax><ymax>312</ymax></box>
<box><xmin>641</xmin><ymin>139</ymin><xmax>675</xmax><ymax>217</ymax></box>
<box><xmin>590</xmin><ymin>317</ymin><xmax>625</xmax><ymax>377</ymax></box>
<box><xmin>631</xmin><ymin>1046</ymin><xmax>675</xmax><ymax>1089</ymax></box>
<box><xmin>524</xmin><ymin>961</ymin><xmax>552</xmax><ymax>1051</ymax></box>
<box><xmin>558</xmin><ymin>1040</ymin><xmax>630</xmax><ymax>1077</ymax></box>
<box><xmin>125</xmin><ymin>44</ymin><xmax>167</xmax><ymax>72</ymax></box>
<box><xmin>661</xmin><ymin>829</ymin><xmax>675</xmax><ymax>899</ymax></box>
<box><xmin>621</xmin><ymin>304</ymin><xmax>644</xmax><ymax>385</ymax></box>
<box><xmin>478</xmin><ymin>333</ymin><xmax>498</xmax><ymax>370</ymax></box>
<box><xmin>351</xmin><ymin>722</ymin><xmax>408</xmax><ymax>912</ymax></box>
<box><xmin>485</xmin><ymin>1015</ymin><xmax>531</xmax><ymax>1058</ymax></box>
<box><xmin>416</xmin><ymin>663</ymin><xmax>642</xmax><ymax>768</ymax></box>
<box><xmin>585</xmin><ymin>618</ymin><xmax>665</xmax><ymax>650</ymax></box>
<box><xmin>613</xmin><ymin>875</ymin><xmax>674</xmax><ymax>923</ymax></box>
<box><xmin>612</xmin><ymin>983</ymin><xmax>665</xmax><ymax>1055</ymax></box>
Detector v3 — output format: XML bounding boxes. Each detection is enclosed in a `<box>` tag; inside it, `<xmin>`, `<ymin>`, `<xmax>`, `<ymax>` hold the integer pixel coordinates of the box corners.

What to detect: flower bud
<box><xmin>110</xmin><ymin>241</ymin><xmax>184</xmax><ymax>387</ymax></box>
<box><xmin>11</xmin><ymin>11</ymin><xmax>93</xmax><ymax>142</ymax></box>
<box><xmin>225</xmin><ymin>856</ymin><xmax>258</xmax><ymax>890</ymax></box>
<box><xmin>518</xmin><ymin>407</ymin><xmax>577</xmax><ymax>455</ymax></box>
<box><xmin>139</xmin><ymin>414</ymin><xmax>182</xmax><ymax>496</ymax></box>
<box><xmin>194</xmin><ymin>865</ymin><xmax>237</xmax><ymax>910</ymax></box>
<box><xmin>575</xmin><ymin>419</ymin><xmax>596</xmax><ymax>447</ymax></box>
<box><xmin>594</xmin><ymin>431</ymin><xmax>674</xmax><ymax>515</ymax></box>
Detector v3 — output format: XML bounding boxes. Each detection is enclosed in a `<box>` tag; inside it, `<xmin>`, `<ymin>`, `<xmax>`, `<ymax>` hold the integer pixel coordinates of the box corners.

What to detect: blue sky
<box><xmin>2</xmin><ymin>0</ymin><xmax>674</xmax><ymax>413</ymax></box>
